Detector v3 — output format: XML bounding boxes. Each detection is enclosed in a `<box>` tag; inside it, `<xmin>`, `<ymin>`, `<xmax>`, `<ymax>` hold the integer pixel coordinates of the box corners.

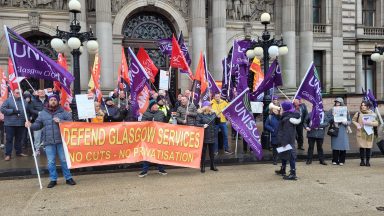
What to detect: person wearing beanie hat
<box><xmin>25</xmin><ymin>90</ymin><xmax>76</xmax><ymax>188</ymax></box>
<box><xmin>293</xmin><ymin>96</ymin><xmax>308</xmax><ymax>151</ymax></box>
<box><xmin>274</xmin><ymin>100</ymin><xmax>301</xmax><ymax>180</ymax></box>
<box><xmin>196</xmin><ymin>100</ymin><xmax>218</xmax><ymax>172</ymax></box>
<box><xmin>265</xmin><ymin>103</ymin><xmax>282</xmax><ymax>165</ymax></box>
<box><xmin>138</xmin><ymin>97</ymin><xmax>167</xmax><ymax>178</ymax></box>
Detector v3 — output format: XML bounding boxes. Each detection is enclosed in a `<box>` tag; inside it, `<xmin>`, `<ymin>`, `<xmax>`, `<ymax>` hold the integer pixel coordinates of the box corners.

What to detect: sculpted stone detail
<box><xmin>28</xmin><ymin>11</ymin><xmax>40</xmax><ymax>31</ymax></box>
<box><xmin>109</xmin><ymin>0</ymin><xmax>188</xmax><ymax>16</ymax></box>
<box><xmin>0</xmin><ymin>0</ymin><xmax>67</xmax><ymax>9</ymax></box>
<box><xmin>226</xmin><ymin>0</ymin><xmax>274</xmax><ymax>21</ymax></box>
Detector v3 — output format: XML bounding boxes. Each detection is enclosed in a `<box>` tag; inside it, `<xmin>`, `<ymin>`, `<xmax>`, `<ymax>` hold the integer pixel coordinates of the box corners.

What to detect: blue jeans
<box><xmin>45</xmin><ymin>144</ymin><xmax>72</xmax><ymax>181</ymax></box>
<box><xmin>214</xmin><ymin>123</ymin><xmax>229</xmax><ymax>152</ymax></box>
<box><xmin>142</xmin><ymin>161</ymin><xmax>165</xmax><ymax>172</ymax></box>
<box><xmin>5</xmin><ymin>126</ymin><xmax>24</xmax><ymax>156</ymax></box>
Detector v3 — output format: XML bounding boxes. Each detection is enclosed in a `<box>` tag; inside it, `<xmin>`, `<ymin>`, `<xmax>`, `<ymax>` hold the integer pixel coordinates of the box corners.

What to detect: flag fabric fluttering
<box><xmin>0</xmin><ymin>67</ymin><xmax>8</xmax><ymax>104</ymax></box>
<box><xmin>117</xmin><ymin>47</ymin><xmax>130</xmax><ymax>92</ymax></box>
<box><xmin>4</xmin><ymin>26</ymin><xmax>74</xmax><ymax>94</ymax></box>
<box><xmin>294</xmin><ymin>62</ymin><xmax>324</xmax><ymax>128</ymax></box>
<box><xmin>137</xmin><ymin>47</ymin><xmax>158</xmax><ymax>83</ymax></box>
<box><xmin>91</xmin><ymin>53</ymin><xmax>103</xmax><ymax>103</ymax></box>
<box><xmin>249</xmin><ymin>57</ymin><xmax>264</xmax><ymax>91</ymax></box>
<box><xmin>56</xmin><ymin>53</ymin><xmax>72</xmax><ymax>112</ymax></box>
<box><xmin>8</xmin><ymin>57</ymin><xmax>24</xmax><ymax>91</ymax></box>
<box><xmin>192</xmin><ymin>52</ymin><xmax>208</xmax><ymax>106</ymax></box>
<box><xmin>157</xmin><ymin>38</ymin><xmax>172</xmax><ymax>57</ymax></box>
<box><xmin>128</xmin><ymin>47</ymin><xmax>151</xmax><ymax>118</ymax></box>
<box><xmin>222</xmin><ymin>88</ymin><xmax>263</xmax><ymax>160</ymax></box>
<box><xmin>177</xmin><ymin>32</ymin><xmax>192</xmax><ymax>75</ymax></box>
<box><xmin>364</xmin><ymin>89</ymin><xmax>378</xmax><ymax>109</ymax></box>
<box><xmin>170</xmin><ymin>35</ymin><xmax>193</xmax><ymax>79</ymax></box>
<box><xmin>250</xmin><ymin>59</ymin><xmax>282</xmax><ymax>100</ymax></box>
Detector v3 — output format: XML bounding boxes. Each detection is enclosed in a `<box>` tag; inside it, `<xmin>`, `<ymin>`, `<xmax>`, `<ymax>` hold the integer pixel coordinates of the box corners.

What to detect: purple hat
<box><xmin>48</xmin><ymin>94</ymin><xmax>59</xmax><ymax>101</ymax></box>
<box><xmin>296</xmin><ymin>96</ymin><xmax>302</xmax><ymax>100</ymax></box>
<box><xmin>202</xmin><ymin>101</ymin><xmax>211</xmax><ymax>107</ymax></box>
<box><xmin>281</xmin><ymin>101</ymin><xmax>294</xmax><ymax>113</ymax></box>
<box><xmin>272</xmin><ymin>95</ymin><xmax>278</xmax><ymax>100</ymax></box>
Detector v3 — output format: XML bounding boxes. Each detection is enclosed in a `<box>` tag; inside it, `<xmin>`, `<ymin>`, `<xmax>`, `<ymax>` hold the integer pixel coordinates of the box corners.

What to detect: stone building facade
<box><xmin>0</xmin><ymin>0</ymin><xmax>383</xmax><ymax>104</ymax></box>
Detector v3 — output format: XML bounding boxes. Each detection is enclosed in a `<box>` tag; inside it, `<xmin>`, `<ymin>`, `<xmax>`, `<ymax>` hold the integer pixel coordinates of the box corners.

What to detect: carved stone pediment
<box><xmin>227</xmin><ymin>0</ymin><xmax>274</xmax><ymax>21</ymax></box>
<box><xmin>28</xmin><ymin>11</ymin><xmax>40</xmax><ymax>31</ymax></box>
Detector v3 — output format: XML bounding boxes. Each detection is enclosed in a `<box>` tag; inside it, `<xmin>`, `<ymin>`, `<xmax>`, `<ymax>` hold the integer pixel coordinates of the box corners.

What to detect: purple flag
<box><xmin>206</xmin><ymin>69</ymin><xmax>220</xmax><ymax>95</ymax></box>
<box><xmin>4</xmin><ymin>26</ymin><xmax>74</xmax><ymax>94</ymax></box>
<box><xmin>295</xmin><ymin>62</ymin><xmax>324</xmax><ymax>128</ymax></box>
<box><xmin>222</xmin><ymin>88</ymin><xmax>263</xmax><ymax>160</ymax></box>
<box><xmin>236</xmin><ymin>65</ymin><xmax>249</xmax><ymax>94</ymax></box>
<box><xmin>232</xmin><ymin>40</ymin><xmax>251</xmax><ymax>65</ymax></box>
<box><xmin>220</xmin><ymin>57</ymin><xmax>230</xmax><ymax>100</ymax></box>
<box><xmin>158</xmin><ymin>38</ymin><xmax>172</xmax><ymax>57</ymax></box>
<box><xmin>365</xmin><ymin>89</ymin><xmax>378</xmax><ymax>109</ymax></box>
<box><xmin>128</xmin><ymin>47</ymin><xmax>150</xmax><ymax>118</ymax></box>
<box><xmin>250</xmin><ymin>59</ymin><xmax>282</xmax><ymax>100</ymax></box>
<box><xmin>178</xmin><ymin>32</ymin><xmax>192</xmax><ymax>75</ymax></box>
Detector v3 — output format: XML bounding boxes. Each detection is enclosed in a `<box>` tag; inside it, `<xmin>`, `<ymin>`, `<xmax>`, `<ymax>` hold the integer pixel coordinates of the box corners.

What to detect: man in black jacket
<box><xmin>29</xmin><ymin>89</ymin><xmax>48</xmax><ymax>154</ymax></box>
<box><xmin>138</xmin><ymin>101</ymin><xmax>167</xmax><ymax>177</ymax></box>
<box><xmin>103</xmin><ymin>97</ymin><xmax>122</xmax><ymax>122</ymax></box>
<box><xmin>293</xmin><ymin>96</ymin><xmax>308</xmax><ymax>150</ymax></box>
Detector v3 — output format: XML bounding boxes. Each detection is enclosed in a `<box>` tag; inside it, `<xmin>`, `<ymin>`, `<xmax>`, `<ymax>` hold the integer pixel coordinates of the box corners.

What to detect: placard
<box><xmin>75</xmin><ymin>94</ymin><xmax>96</xmax><ymax>119</ymax></box>
<box><xmin>333</xmin><ymin>106</ymin><xmax>348</xmax><ymax>123</ymax></box>
<box><xmin>250</xmin><ymin>102</ymin><xmax>263</xmax><ymax>113</ymax></box>
<box><xmin>159</xmin><ymin>69</ymin><xmax>170</xmax><ymax>90</ymax></box>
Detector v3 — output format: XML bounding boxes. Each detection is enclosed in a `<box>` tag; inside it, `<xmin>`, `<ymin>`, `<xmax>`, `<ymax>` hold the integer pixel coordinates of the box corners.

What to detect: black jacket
<box><xmin>196</xmin><ymin>112</ymin><xmax>216</xmax><ymax>144</ymax></box>
<box><xmin>30</xmin><ymin>96</ymin><xmax>48</xmax><ymax>120</ymax></box>
<box><xmin>141</xmin><ymin>110</ymin><xmax>166</xmax><ymax>122</ymax></box>
<box><xmin>103</xmin><ymin>105</ymin><xmax>122</xmax><ymax>122</ymax></box>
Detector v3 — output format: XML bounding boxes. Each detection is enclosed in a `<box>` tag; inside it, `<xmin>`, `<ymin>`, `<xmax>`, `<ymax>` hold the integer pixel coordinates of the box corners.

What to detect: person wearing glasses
<box><xmin>1</xmin><ymin>89</ymin><xmax>29</xmax><ymax>161</ymax></box>
<box><xmin>352</xmin><ymin>101</ymin><xmax>379</xmax><ymax>167</ymax></box>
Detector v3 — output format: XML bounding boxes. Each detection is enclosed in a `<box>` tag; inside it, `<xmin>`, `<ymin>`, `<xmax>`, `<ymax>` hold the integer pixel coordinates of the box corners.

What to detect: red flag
<box><xmin>170</xmin><ymin>35</ymin><xmax>193</xmax><ymax>79</ymax></box>
<box><xmin>0</xmin><ymin>67</ymin><xmax>8</xmax><ymax>104</ymax></box>
<box><xmin>118</xmin><ymin>47</ymin><xmax>130</xmax><ymax>92</ymax></box>
<box><xmin>8</xmin><ymin>58</ymin><xmax>21</xmax><ymax>90</ymax></box>
<box><xmin>137</xmin><ymin>47</ymin><xmax>158</xmax><ymax>83</ymax></box>
<box><xmin>56</xmin><ymin>53</ymin><xmax>72</xmax><ymax>111</ymax></box>
<box><xmin>249</xmin><ymin>57</ymin><xmax>264</xmax><ymax>91</ymax></box>
<box><xmin>92</xmin><ymin>53</ymin><xmax>103</xmax><ymax>103</ymax></box>
<box><xmin>194</xmin><ymin>52</ymin><xmax>208</xmax><ymax>94</ymax></box>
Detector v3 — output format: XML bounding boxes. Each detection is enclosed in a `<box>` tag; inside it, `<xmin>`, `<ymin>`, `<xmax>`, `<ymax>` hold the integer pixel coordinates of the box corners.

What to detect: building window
<box><xmin>362</xmin><ymin>0</ymin><xmax>375</xmax><ymax>26</ymax></box>
<box><xmin>362</xmin><ymin>55</ymin><xmax>376</xmax><ymax>92</ymax></box>
<box><xmin>314</xmin><ymin>51</ymin><xmax>325</xmax><ymax>91</ymax></box>
<box><xmin>313</xmin><ymin>0</ymin><xmax>321</xmax><ymax>24</ymax></box>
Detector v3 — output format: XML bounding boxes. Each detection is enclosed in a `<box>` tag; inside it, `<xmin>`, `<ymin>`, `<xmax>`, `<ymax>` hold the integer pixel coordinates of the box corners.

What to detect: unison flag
<box><xmin>178</xmin><ymin>32</ymin><xmax>192</xmax><ymax>75</ymax></box>
<box><xmin>137</xmin><ymin>47</ymin><xmax>158</xmax><ymax>83</ymax></box>
<box><xmin>366</xmin><ymin>89</ymin><xmax>378</xmax><ymax>109</ymax></box>
<box><xmin>158</xmin><ymin>38</ymin><xmax>172</xmax><ymax>57</ymax></box>
<box><xmin>128</xmin><ymin>47</ymin><xmax>150</xmax><ymax>118</ymax></box>
<box><xmin>4</xmin><ymin>26</ymin><xmax>74</xmax><ymax>94</ymax></box>
<box><xmin>206</xmin><ymin>68</ymin><xmax>220</xmax><ymax>95</ymax></box>
<box><xmin>250</xmin><ymin>59</ymin><xmax>282</xmax><ymax>100</ymax></box>
<box><xmin>222</xmin><ymin>88</ymin><xmax>263</xmax><ymax>160</ymax></box>
<box><xmin>295</xmin><ymin>62</ymin><xmax>324</xmax><ymax>128</ymax></box>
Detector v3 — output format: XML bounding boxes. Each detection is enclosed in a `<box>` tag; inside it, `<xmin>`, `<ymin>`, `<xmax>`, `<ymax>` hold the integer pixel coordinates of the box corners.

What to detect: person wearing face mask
<box><xmin>264</xmin><ymin>103</ymin><xmax>281</xmax><ymax>165</ymax></box>
<box><xmin>25</xmin><ymin>94</ymin><xmax>76</xmax><ymax>188</ymax></box>
<box><xmin>328</xmin><ymin>97</ymin><xmax>351</xmax><ymax>166</ymax></box>
<box><xmin>352</xmin><ymin>101</ymin><xmax>379</xmax><ymax>167</ymax></box>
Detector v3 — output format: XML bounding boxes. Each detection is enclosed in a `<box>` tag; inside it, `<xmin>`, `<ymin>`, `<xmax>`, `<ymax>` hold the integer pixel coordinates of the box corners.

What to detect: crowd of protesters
<box><xmin>0</xmin><ymin>86</ymin><xmax>382</xmax><ymax>186</ymax></box>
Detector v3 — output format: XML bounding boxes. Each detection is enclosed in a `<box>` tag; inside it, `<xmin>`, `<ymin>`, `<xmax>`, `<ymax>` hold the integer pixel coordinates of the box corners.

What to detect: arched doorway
<box><xmin>20</xmin><ymin>31</ymin><xmax>56</xmax><ymax>91</ymax></box>
<box><xmin>122</xmin><ymin>11</ymin><xmax>178</xmax><ymax>103</ymax></box>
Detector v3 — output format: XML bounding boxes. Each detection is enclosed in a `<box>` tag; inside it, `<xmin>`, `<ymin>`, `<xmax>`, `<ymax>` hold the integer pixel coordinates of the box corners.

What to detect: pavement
<box><xmin>0</xmin><ymin>124</ymin><xmax>382</xmax><ymax>178</ymax></box>
<box><xmin>1</xmin><ymin>159</ymin><xmax>384</xmax><ymax>216</ymax></box>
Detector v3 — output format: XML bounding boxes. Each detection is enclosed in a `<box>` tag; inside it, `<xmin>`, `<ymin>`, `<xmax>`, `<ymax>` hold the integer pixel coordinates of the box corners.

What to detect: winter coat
<box><xmin>176</xmin><ymin>104</ymin><xmax>197</xmax><ymax>126</ymax></box>
<box><xmin>303</xmin><ymin>112</ymin><xmax>330</xmax><ymax>139</ymax></box>
<box><xmin>141</xmin><ymin>110</ymin><xmax>166</xmax><ymax>122</ymax></box>
<box><xmin>103</xmin><ymin>105</ymin><xmax>122</xmax><ymax>122</ymax></box>
<box><xmin>196</xmin><ymin>111</ymin><xmax>216</xmax><ymax>144</ymax></box>
<box><xmin>30</xmin><ymin>106</ymin><xmax>72</xmax><ymax>145</ymax></box>
<box><xmin>297</xmin><ymin>103</ymin><xmax>308</xmax><ymax>124</ymax></box>
<box><xmin>211</xmin><ymin>99</ymin><xmax>228</xmax><ymax>123</ymax></box>
<box><xmin>264</xmin><ymin>114</ymin><xmax>280</xmax><ymax>146</ymax></box>
<box><xmin>1</xmin><ymin>97</ymin><xmax>29</xmax><ymax>126</ymax></box>
<box><xmin>327</xmin><ymin>108</ymin><xmax>351</xmax><ymax>151</ymax></box>
<box><xmin>276</xmin><ymin>111</ymin><xmax>301</xmax><ymax>160</ymax></box>
<box><xmin>29</xmin><ymin>96</ymin><xmax>48</xmax><ymax>120</ymax></box>
<box><xmin>352</xmin><ymin>110</ymin><xmax>379</xmax><ymax>149</ymax></box>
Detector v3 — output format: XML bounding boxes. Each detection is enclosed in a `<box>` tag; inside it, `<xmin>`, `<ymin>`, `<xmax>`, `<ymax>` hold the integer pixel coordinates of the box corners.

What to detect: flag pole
<box><xmin>292</xmin><ymin>61</ymin><xmax>313</xmax><ymax>101</ymax></box>
<box><xmin>7</xmin><ymin>83</ymin><xmax>19</xmax><ymax>111</ymax></box>
<box><xmin>24</xmin><ymin>79</ymin><xmax>36</xmax><ymax>92</ymax></box>
<box><xmin>277</xmin><ymin>87</ymin><xmax>291</xmax><ymax>101</ymax></box>
<box><xmin>203</xmin><ymin>52</ymin><xmax>212</xmax><ymax>101</ymax></box>
<box><xmin>4</xmin><ymin>25</ymin><xmax>42</xmax><ymax>190</ymax></box>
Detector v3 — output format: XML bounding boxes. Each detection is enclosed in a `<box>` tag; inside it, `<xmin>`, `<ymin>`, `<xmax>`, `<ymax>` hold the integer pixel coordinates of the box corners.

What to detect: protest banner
<box><xmin>333</xmin><ymin>106</ymin><xmax>348</xmax><ymax>123</ymax></box>
<box><xmin>75</xmin><ymin>94</ymin><xmax>96</xmax><ymax>120</ymax></box>
<box><xmin>60</xmin><ymin>122</ymin><xmax>204</xmax><ymax>169</ymax></box>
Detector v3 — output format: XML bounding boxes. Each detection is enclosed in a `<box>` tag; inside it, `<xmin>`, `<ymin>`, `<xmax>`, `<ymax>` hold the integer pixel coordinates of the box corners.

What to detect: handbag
<box><xmin>376</xmin><ymin>140</ymin><xmax>384</xmax><ymax>155</ymax></box>
<box><xmin>327</xmin><ymin>123</ymin><xmax>339</xmax><ymax>137</ymax></box>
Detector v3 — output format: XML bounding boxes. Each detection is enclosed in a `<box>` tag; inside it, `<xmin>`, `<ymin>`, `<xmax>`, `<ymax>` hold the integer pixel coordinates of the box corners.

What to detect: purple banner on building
<box><xmin>222</xmin><ymin>88</ymin><xmax>263</xmax><ymax>160</ymax></box>
<box><xmin>128</xmin><ymin>47</ymin><xmax>150</xmax><ymax>118</ymax></box>
<box><xmin>4</xmin><ymin>26</ymin><xmax>74</xmax><ymax>94</ymax></box>
<box><xmin>158</xmin><ymin>38</ymin><xmax>172</xmax><ymax>57</ymax></box>
<box><xmin>250</xmin><ymin>59</ymin><xmax>282</xmax><ymax>100</ymax></box>
<box><xmin>295</xmin><ymin>62</ymin><xmax>324</xmax><ymax>128</ymax></box>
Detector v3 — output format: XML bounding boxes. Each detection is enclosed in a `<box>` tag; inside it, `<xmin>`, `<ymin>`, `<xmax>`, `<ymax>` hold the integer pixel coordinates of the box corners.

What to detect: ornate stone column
<box><xmin>96</xmin><ymin>0</ymin><xmax>114</xmax><ymax>90</ymax></box>
<box><xmin>299</xmin><ymin>0</ymin><xmax>313</xmax><ymax>80</ymax></box>
<box><xmin>211</xmin><ymin>0</ymin><xmax>226</xmax><ymax>80</ymax></box>
<box><xmin>280</xmin><ymin>0</ymin><xmax>296</xmax><ymax>91</ymax></box>
<box><xmin>330</xmin><ymin>0</ymin><xmax>345</xmax><ymax>94</ymax></box>
<box><xmin>191</xmin><ymin>0</ymin><xmax>206</xmax><ymax>71</ymax></box>
<box><xmin>78</xmin><ymin>0</ymin><xmax>89</xmax><ymax>92</ymax></box>
<box><xmin>355</xmin><ymin>53</ymin><xmax>363</xmax><ymax>94</ymax></box>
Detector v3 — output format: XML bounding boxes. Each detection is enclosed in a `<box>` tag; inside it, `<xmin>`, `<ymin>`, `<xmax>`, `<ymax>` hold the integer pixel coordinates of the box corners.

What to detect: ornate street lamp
<box><xmin>246</xmin><ymin>12</ymin><xmax>288</xmax><ymax>149</ymax></box>
<box><xmin>50</xmin><ymin>0</ymin><xmax>98</xmax><ymax>120</ymax></box>
<box><xmin>371</xmin><ymin>44</ymin><xmax>384</xmax><ymax>62</ymax></box>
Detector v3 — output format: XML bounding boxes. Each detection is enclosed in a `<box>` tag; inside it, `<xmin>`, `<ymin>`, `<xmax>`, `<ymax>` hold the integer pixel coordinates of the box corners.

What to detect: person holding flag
<box><xmin>211</xmin><ymin>92</ymin><xmax>232</xmax><ymax>155</ymax></box>
<box><xmin>30</xmin><ymin>89</ymin><xmax>48</xmax><ymax>155</ymax></box>
<box><xmin>1</xmin><ymin>89</ymin><xmax>29</xmax><ymax>161</ymax></box>
<box><xmin>25</xmin><ymin>94</ymin><xmax>76</xmax><ymax>188</ymax></box>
